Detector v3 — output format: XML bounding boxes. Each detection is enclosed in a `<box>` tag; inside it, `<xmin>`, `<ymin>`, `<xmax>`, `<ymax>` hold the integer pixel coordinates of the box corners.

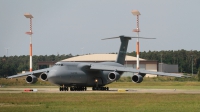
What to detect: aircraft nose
<box><xmin>47</xmin><ymin>70</ymin><xmax>57</xmax><ymax>83</ymax></box>
<box><xmin>47</xmin><ymin>72</ymin><xmax>53</xmax><ymax>79</ymax></box>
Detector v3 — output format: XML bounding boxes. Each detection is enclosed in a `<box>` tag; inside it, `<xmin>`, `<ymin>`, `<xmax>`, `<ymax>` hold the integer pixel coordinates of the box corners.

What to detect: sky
<box><xmin>1</xmin><ymin>0</ymin><xmax>200</xmax><ymax>57</ymax></box>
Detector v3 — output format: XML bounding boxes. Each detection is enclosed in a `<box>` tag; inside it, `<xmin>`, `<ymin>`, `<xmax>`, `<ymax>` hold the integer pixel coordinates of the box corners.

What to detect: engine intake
<box><xmin>26</xmin><ymin>75</ymin><xmax>38</xmax><ymax>84</ymax></box>
<box><xmin>131</xmin><ymin>74</ymin><xmax>143</xmax><ymax>83</ymax></box>
<box><xmin>108</xmin><ymin>72</ymin><xmax>120</xmax><ymax>81</ymax></box>
<box><xmin>40</xmin><ymin>73</ymin><xmax>48</xmax><ymax>81</ymax></box>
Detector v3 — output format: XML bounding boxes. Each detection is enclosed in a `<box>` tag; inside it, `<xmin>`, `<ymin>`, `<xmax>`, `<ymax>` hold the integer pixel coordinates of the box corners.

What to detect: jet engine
<box><xmin>131</xmin><ymin>74</ymin><xmax>143</xmax><ymax>83</ymax></box>
<box><xmin>108</xmin><ymin>72</ymin><xmax>120</xmax><ymax>81</ymax></box>
<box><xmin>40</xmin><ymin>72</ymin><xmax>48</xmax><ymax>81</ymax></box>
<box><xmin>26</xmin><ymin>75</ymin><xmax>38</xmax><ymax>84</ymax></box>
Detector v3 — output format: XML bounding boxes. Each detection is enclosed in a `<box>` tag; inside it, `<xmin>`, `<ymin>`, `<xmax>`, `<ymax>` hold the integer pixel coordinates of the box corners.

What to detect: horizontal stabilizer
<box><xmin>102</xmin><ymin>35</ymin><xmax>156</xmax><ymax>40</ymax></box>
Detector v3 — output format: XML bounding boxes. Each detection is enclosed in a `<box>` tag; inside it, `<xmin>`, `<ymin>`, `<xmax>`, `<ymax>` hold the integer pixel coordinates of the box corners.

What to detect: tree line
<box><xmin>0</xmin><ymin>54</ymin><xmax>73</xmax><ymax>77</ymax></box>
<box><xmin>0</xmin><ymin>49</ymin><xmax>200</xmax><ymax>77</ymax></box>
<box><xmin>127</xmin><ymin>49</ymin><xmax>200</xmax><ymax>74</ymax></box>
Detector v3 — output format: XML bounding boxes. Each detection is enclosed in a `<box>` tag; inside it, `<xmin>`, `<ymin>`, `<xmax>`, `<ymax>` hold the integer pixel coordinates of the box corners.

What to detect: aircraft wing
<box><xmin>90</xmin><ymin>64</ymin><xmax>186</xmax><ymax>78</ymax></box>
<box><xmin>6</xmin><ymin>68</ymin><xmax>50</xmax><ymax>79</ymax></box>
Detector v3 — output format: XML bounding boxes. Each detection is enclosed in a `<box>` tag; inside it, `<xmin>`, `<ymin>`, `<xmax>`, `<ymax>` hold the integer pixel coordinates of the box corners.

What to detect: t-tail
<box><xmin>116</xmin><ymin>36</ymin><xmax>131</xmax><ymax>64</ymax></box>
<box><xmin>102</xmin><ymin>35</ymin><xmax>155</xmax><ymax>65</ymax></box>
<box><xmin>102</xmin><ymin>35</ymin><xmax>131</xmax><ymax>65</ymax></box>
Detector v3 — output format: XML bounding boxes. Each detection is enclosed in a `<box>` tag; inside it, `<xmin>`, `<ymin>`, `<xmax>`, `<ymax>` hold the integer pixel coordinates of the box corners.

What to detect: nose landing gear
<box><xmin>59</xmin><ymin>85</ymin><xmax>87</xmax><ymax>91</ymax></box>
<box><xmin>70</xmin><ymin>86</ymin><xmax>87</xmax><ymax>91</ymax></box>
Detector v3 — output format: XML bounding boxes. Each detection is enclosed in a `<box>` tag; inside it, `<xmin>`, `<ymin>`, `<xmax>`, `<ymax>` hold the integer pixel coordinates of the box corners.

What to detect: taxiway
<box><xmin>1</xmin><ymin>87</ymin><xmax>200</xmax><ymax>94</ymax></box>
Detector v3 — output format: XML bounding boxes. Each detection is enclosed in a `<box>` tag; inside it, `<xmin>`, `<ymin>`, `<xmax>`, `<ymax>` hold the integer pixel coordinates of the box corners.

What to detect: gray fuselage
<box><xmin>47</xmin><ymin>61</ymin><xmax>124</xmax><ymax>87</ymax></box>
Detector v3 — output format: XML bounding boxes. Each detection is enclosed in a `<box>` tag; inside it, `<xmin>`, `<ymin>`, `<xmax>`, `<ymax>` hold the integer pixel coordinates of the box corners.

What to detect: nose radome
<box><xmin>47</xmin><ymin>69</ymin><xmax>57</xmax><ymax>81</ymax></box>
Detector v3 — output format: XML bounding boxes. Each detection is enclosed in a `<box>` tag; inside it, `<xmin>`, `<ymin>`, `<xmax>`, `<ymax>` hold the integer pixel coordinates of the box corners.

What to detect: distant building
<box><xmin>38</xmin><ymin>54</ymin><xmax>159</xmax><ymax>77</ymax></box>
<box><xmin>158</xmin><ymin>63</ymin><xmax>178</xmax><ymax>73</ymax></box>
<box><xmin>37</xmin><ymin>61</ymin><xmax>57</xmax><ymax>69</ymax></box>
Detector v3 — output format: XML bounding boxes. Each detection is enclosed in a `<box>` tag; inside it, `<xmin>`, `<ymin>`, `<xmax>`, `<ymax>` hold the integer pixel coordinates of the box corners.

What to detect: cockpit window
<box><xmin>54</xmin><ymin>63</ymin><xmax>64</xmax><ymax>66</ymax></box>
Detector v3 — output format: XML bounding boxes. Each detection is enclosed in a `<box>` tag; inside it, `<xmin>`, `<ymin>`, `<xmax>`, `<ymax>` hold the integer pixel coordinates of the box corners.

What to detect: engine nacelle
<box><xmin>108</xmin><ymin>72</ymin><xmax>120</xmax><ymax>81</ymax></box>
<box><xmin>131</xmin><ymin>74</ymin><xmax>143</xmax><ymax>83</ymax></box>
<box><xmin>40</xmin><ymin>72</ymin><xmax>48</xmax><ymax>81</ymax></box>
<box><xmin>26</xmin><ymin>75</ymin><xmax>38</xmax><ymax>84</ymax></box>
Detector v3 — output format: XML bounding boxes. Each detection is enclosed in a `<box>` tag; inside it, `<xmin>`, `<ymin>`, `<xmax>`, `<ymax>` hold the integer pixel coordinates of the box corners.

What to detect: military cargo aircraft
<box><xmin>6</xmin><ymin>36</ymin><xmax>186</xmax><ymax>91</ymax></box>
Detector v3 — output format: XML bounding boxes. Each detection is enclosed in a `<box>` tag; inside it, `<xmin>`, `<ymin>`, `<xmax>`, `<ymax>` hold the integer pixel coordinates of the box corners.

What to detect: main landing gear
<box><xmin>59</xmin><ymin>86</ymin><xmax>109</xmax><ymax>91</ymax></box>
<box><xmin>92</xmin><ymin>86</ymin><xmax>109</xmax><ymax>91</ymax></box>
<box><xmin>59</xmin><ymin>86</ymin><xmax>87</xmax><ymax>91</ymax></box>
<box><xmin>92</xmin><ymin>79</ymin><xmax>109</xmax><ymax>91</ymax></box>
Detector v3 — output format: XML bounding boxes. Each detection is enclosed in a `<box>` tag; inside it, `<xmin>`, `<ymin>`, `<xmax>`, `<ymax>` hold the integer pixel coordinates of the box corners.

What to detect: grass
<box><xmin>1</xmin><ymin>77</ymin><xmax>200</xmax><ymax>111</ymax></box>
<box><xmin>0</xmin><ymin>93</ymin><xmax>200</xmax><ymax>112</ymax></box>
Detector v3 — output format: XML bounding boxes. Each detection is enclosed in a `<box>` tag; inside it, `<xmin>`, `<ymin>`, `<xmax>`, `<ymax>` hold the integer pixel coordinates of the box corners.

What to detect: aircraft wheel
<box><xmin>77</xmin><ymin>87</ymin><xmax>79</xmax><ymax>91</ymax></box>
<box><xmin>70</xmin><ymin>87</ymin><xmax>73</xmax><ymax>91</ymax></box>
<box><xmin>75</xmin><ymin>87</ymin><xmax>77</xmax><ymax>91</ymax></box>
<box><xmin>64</xmin><ymin>87</ymin><xmax>66</xmax><ymax>91</ymax></box>
<box><xmin>64</xmin><ymin>87</ymin><xmax>68</xmax><ymax>91</ymax></box>
<box><xmin>107</xmin><ymin>87</ymin><xmax>109</xmax><ymax>91</ymax></box>
<box><xmin>60</xmin><ymin>87</ymin><xmax>63</xmax><ymax>91</ymax></box>
<box><xmin>81</xmin><ymin>87</ymin><xmax>83</xmax><ymax>91</ymax></box>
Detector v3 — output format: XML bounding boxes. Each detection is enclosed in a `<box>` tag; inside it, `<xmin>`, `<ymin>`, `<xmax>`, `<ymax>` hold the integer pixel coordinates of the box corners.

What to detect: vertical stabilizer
<box><xmin>102</xmin><ymin>36</ymin><xmax>131</xmax><ymax>65</ymax></box>
<box><xmin>102</xmin><ymin>36</ymin><xmax>155</xmax><ymax>65</ymax></box>
<box><xmin>116</xmin><ymin>36</ymin><xmax>131</xmax><ymax>65</ymax></box>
